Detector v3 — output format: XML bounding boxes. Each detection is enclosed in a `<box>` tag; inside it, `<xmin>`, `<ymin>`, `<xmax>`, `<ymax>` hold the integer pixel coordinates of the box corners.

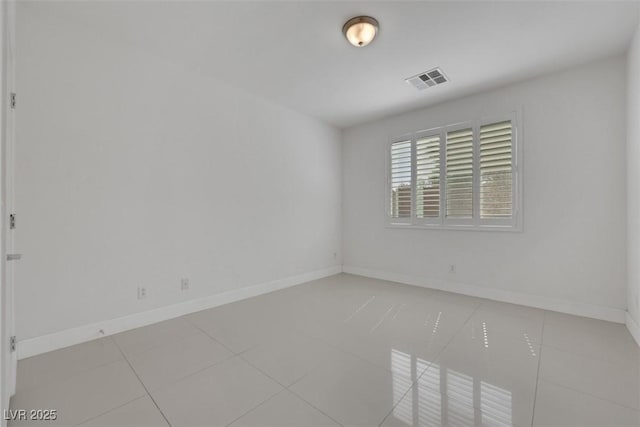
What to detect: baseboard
<box><xmin>17</xmin><ymin>265</ymin><xmax>342</xmax><ymax>360</ymax></box>
<box><xmin>625</xmin><ymin>312</ymin><xmax>640</xmax><ymax>347</ymax></box>
<box><xmin>343</xmin><ymin>265</ymin><xmax>625</xmax><ymax>324</ymax></box>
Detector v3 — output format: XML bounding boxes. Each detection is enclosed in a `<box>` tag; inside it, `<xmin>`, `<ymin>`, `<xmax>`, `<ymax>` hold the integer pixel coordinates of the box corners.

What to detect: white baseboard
<box><xmin>17</xmin><ymin>265</ymin><xmax>342</xmax><ymax>360</ymax></box>
<box><xmin>626</xmin><ymin>312</ymin><xmax>640</xmax><ymax>347</ymax></box>
<box><xmin>343</xmin><ymin>265</ymin><xmax>625</xmax><ymax>324</ymax></box>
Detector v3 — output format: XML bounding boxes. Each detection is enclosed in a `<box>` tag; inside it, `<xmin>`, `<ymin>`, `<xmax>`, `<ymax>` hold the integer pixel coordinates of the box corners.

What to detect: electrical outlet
<box><xmin>137</xmin><ymin>287</ymin><xmax>147</xmax><ymax>299</ymax></box>
<box><xmin>181</xmin><ymin>278</ymin><xmax>190</xmax><ymax>291</ymax></box>
<box><xmin>449</xmin><ymin>264</ymin><xmax>456</xmax><ymax>274</ymax></box>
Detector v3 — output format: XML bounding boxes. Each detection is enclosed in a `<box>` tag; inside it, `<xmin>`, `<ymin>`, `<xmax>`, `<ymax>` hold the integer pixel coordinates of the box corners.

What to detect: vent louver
<box><xmin>406</xmin><ymin>68</ymin><xmax>448</xmax><ymax>90</ymax></box>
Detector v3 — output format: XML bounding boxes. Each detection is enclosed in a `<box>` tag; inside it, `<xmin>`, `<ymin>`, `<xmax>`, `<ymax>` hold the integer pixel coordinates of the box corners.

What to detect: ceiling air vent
<box><xmin>405</xmin><ymin>68</ymin><xmax>448</xmax><ymax>90</ymax></box>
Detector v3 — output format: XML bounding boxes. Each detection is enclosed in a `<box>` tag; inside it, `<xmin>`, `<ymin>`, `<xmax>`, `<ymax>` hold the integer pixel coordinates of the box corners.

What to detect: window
<box><xmin>387</xmin><ymin>114</ymin><xmax>520</xmax><ymax>230</ymax></box>
<box><xmin>479</xmin><ymin>121</ymin><xmax>513</xmax><ymax>219</ymax></box>
<box><xmin>416</xmin><ymin>134</ymin><xmax>441</xmax><ymax>219</ymax></box>
<box><xmin>446</xmin><ymin>127</ymin><xmax>474</xmax><ymax>219</ymax></box>
<box><xmin>390</xmin><ymin>140</ymin><xmax>412</xmax><ymax>220</ymax></box>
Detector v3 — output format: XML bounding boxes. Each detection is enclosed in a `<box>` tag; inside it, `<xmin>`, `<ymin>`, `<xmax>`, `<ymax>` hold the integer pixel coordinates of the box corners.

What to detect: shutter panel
<box><xmin>446</xmin><ymin>128</ymin><xmax>474</xmax><ymax>218</ymax></box>
<box><xmin>416</xmin><ymin>135</ymin><xmax>441</xmax><ymax>218</ymax></box>
<box><xmin>390</xmin><ymin>140</ymin><xmax>412</xmax><ymax>218</ymax></box>
<box><xmin>480</xmin><ymin>121</ymin><xmax>513</xmax><ymax>219</ymax></box>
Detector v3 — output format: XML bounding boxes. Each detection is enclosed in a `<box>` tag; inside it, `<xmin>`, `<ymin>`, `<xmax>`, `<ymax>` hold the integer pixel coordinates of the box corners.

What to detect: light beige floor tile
<box><xmin>336</xmin><ymin>296</ymin><xmax>409</xmax><ymax>336</ymax></box>
<box><xmin>425</xmin><ymin>290</ymin><xmax>484</xmax><ymax>311</ymax></box>
<box><xmin>338</xmin><ymin>295</ymin><xmax>472</xmax><ymax>343</ymax></box>
<box><xmin>479</xmin><ymin>300</ymin><xmax>546</xmax><ymax>321</ymax></box>
<box><xmin>533</xmin><ymin>381</ymin><xmax>640</xmax><ymax>427</ymax></box>
<box><xmin>543</xmin><ymin>312</ymin><xmax>640</xmax><ymax>366</ymax></box>
<box><xmin>333</xmin><ymin>332</ymin><xmax>443</xmax><ymax>376</ymax></box>
<box><xmin>16</xmin><ymin>337</ymin><xmax>122</xmax><ymax>393</ymax></box>
<box><xmin>112</xmin><ymin>317</ymin><xmax>201</xmax><ymax>357</ymax></box>
<box><xmin>440</xmin><ymin>324</ymin><xmax>540</xmax><ymax>380</ymax></box>
<box><xmin>9</xmin><ymin>360</ymin><xmax>146</xmax><ymax>427</ymax></box>
<box><xmin>297</xmin><ymin>315</ymin><xmax>364</xmax><ymax>348</ymax></box>
<box><xmin>424</xmin><ymin>328</ymin><xmax>539</xmax><ymax>427</ymax></box>
<box><xmin>79</xmin><ymin>396</ymin><xmax>168</xmax><ymax>427</ymax></box>
<box><xmin>241</xmin><ymin>334</ymin><xmax>344</xmax><ymax>386</ymax></box>
<box><xmin>127</xmin><ymin>331</ymin><xmax>234</xmax><ymax>391</ymax></box>
<box><xmin>467</xmin><ymin>306</ymin><xmax>544</xmax><ymax>344</ymax></box>
<box><xmin>289</xmin><ymin>351</ymin><xmax>401</xmax><ymax>427</ymax></box>
<box><xmin>151</xmin><ymin>356</ymin><xmax>282</xmax><ymax>427</ymax></box>
<box><xmin>381</xmin><ymin>371</ymin><xmax>516</xmax><ymax>427</ymax></box>
<box><xmin>539</xmin><ymin>345</ymin><xmax>640</xmax><ymax>410</ymax></box>
<box><xmin>186</xmin><ymin>305</ymin><xmax>298</xmax><ymax>354</ymax></box>
<box><xmin>375</xmin><ymin>298</ymin><xmax>476</xmax><ymax>339</ymax></box>
<box><xmin>229</xmin><ymin>390</ymin><xmax>339</xmax><ymax>427</ymax></box>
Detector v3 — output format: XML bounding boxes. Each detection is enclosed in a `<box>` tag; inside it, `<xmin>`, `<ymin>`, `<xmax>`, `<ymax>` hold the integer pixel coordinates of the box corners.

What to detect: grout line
<box><xmin>237</xmin><ymin>354</ymin><xmax>291</xmax><ymax>389</ymax></box>
<box><xmin>181</xmin><ymin>314</ymin><xmax>244</xmax><ymax>356</ymax></box>
<box><xmin>20</xmin><ymin>336</ymin><xmax>126</xmax><ymax>395</ymax></box>
<box><xmin>111</xmin><ymin>321</ymin><xmax>238</xmax><ymax>394</ymax></box>
<box><xmin>19</xmin><ymin>344</ymin><xmax>146</xmax><ymax>427</ymax></box>
<box><xmin>377</xmin><ymin>301</ymin><xmax>483</xmax><ymax>427</ymax></box>
<box><xmin>145</xmin><ymin>352</ymin><xmax>238</xmax><ymax>394</ymax></box>
<box><xmin>235</xmin><ymin>344</ymin><xmax>344</xmax><ymax>426</ymax></box>
<box><xmin>183</xmin><ymin>308</ymin><xmax>353</xmax><ymax>425</ymax></box>
<box><xmin>106</xmin><ymin>319</ymin><xmax>203</xmax><ymax>360</ymax></box>
<box><xmin>285</xmin><ymin>387</ymin><xmax>345</xmax><ymax>427</ymax></box>
<box><xmin>538</xmin><ymin>376</ymin><xmax>640</xmax><ymax>412</ymax></box>
<box><xmin>539</xmin><ymin>340</ymin><xmax>639</xmax><ymax>369</ymax></box>
<box><xmin>534</xmin><ymin>379</ymin><xmax>640</xmax><ymax>414</ymax></box>
<box><xmin>224</xmin><ymin>388</ymin><xmax>290</xmax><ymax>427</ymax></box>
<box><xmin>224</xmin><ymin>355</ymin><xmax>345</xmax><ymax>427</ymax></box>
<box><xmin>111</xmin><ymin>338</ymin><xmax>172</xmax><ymax>427</ymax></box>
<box><xmin>530</xmin><ymin>309</ymin><xmax>547</xmax><ymax>427</ymax></box>
<box><xmin>73</xmin><ymin>395</ymin><xmax>148</xmax><ymax>427</ymax></box>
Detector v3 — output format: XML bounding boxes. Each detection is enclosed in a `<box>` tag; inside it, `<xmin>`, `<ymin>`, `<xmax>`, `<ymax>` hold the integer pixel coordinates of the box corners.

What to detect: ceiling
<box><xmin>23</xmin><ymin>1</ymin><xmax>640</xmax><ymax>128</ymax></box>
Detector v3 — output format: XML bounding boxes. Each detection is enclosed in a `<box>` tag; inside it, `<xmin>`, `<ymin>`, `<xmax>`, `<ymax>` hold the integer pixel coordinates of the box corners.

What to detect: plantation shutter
<box><xmin>416</xmin><ymin>135</ymin><xmax>441</xmax><ymax>218</ymax></box>
<box><xmin>446</xmin><ymin>128</ymin><xmax>474</xmax><ymax>218</ymax></box>
<box><xmin>390</xmin><ymin>140</ymin><xmax>412</xmax><ymax>218</ymax></box>
<box><xmin>480</xmin><ymin>121</ymin><xmax>513</xmax><ymax>219</ymax></box>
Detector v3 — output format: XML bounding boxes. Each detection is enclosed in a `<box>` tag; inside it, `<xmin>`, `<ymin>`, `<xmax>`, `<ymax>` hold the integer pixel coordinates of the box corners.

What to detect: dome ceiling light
<box><xmin>342</xmin><ymin>16</ymin><xmax>379</xmax><ymax>47</ymax></box>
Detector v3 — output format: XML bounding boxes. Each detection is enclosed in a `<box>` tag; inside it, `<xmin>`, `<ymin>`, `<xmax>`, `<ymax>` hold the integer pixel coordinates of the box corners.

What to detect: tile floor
<box><xmin>9</xmin><ymin>274</ymin><xmax>640</xmax><ymax>427</ymax></box>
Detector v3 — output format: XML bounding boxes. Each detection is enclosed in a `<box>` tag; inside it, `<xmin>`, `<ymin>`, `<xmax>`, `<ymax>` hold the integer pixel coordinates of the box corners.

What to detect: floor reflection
<box><xmin>391</xmin><ymin>349</ymin><xmax>513</xmax><ymax>426</ymax></box>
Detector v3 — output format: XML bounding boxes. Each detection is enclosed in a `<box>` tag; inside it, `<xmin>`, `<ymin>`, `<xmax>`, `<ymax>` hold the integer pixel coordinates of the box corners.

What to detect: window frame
<box><xmin>385</xmin><ymin>111</ymin><xmax>522</xmax><ymax>232</ymax></box>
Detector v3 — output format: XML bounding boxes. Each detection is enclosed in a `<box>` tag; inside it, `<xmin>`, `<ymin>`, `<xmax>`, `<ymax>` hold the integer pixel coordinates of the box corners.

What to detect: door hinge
<box><xmin>10</xmin><ymin>336</ymin><xmax>16</xmax><ymax>352</ymax></box>
<box><xmin>9</xmin><ymin>213</ymin><xmax>15</xmax><ymax>230</ymax></box>
<box><xmin>10</xmin><ymin>92</ymin><xmax>15</xmax><ymax>109</ymax></box>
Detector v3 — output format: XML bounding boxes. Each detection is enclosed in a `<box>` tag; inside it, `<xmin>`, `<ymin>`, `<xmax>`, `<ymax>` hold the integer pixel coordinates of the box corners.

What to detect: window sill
<box><xmin>384</xmin><ymin>223</ymin><xmax>523</xmax><ymax>233</ymax></box>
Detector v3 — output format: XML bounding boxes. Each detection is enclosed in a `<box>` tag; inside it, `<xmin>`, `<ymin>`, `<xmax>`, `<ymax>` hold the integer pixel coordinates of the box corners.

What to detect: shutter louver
<box><xmin>416</xmin><ymin>135</ymin><xmax>441</xmax><ymax>218</ymax></box>
<box><xmin>480</xmin><ymin>121</ymin><xmax>513</xmax><ymax>219</ymax></box>
<box><xmin>446</xmin><ymin>128</ymin><xmax>474</xmax><ymax>218</ymax></box>
<box><xmin>390</xmin><ymin>140</ymin><xmax>412</xmax><ymax>218</ymax></box>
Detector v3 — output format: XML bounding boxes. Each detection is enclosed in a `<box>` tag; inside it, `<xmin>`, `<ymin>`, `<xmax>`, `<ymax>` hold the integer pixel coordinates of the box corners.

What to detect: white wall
<box><xmin>343</xmin><ymin>56</ymin><xmax>628</xmax><ymax>321</ymax></box>
<box><xmin>627</xmin><ymin>24</ymin><xmax>640</xmax><ymax>343</ymax></box>
<box><xmin>15</xmin><ymin>5</ymin><xmax>341</xmax><ymax>343</ymax></box>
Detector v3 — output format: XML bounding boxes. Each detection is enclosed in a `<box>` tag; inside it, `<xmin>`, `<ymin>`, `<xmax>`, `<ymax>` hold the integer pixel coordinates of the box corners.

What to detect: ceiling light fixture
<box><xmin>342</xmin><ymin>16</ymin><xmax>379</xmax><ymax>47</ymax></box>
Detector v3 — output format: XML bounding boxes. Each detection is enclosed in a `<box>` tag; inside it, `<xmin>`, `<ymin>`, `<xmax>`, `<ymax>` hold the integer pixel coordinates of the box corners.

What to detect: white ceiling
<box><xmin>24</xmin><ymin>1</ymin><xmax>640</xmax><ymax>128</ymax></box>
